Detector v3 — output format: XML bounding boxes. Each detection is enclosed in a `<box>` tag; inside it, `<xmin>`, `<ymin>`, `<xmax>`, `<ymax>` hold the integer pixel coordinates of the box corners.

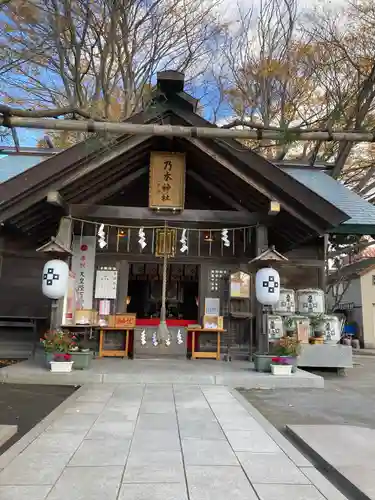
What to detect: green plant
<box><xmin>272</xmin><ymin>336</ymin><xmax>300</xmax><ymax>357</ymax></box>
<box><xmin>40</xmin><ymin>329</ymin><xmax>73</xmax><ymax>353</ymax></box>
<box><xmin>283</xmin><ymin>317</ymin><xmax>296</xmax><ymax>333</ymax></box>
<box><xmin>310</xmin><ymin>314</ymin><xmax>324</xmax><ymax>336</ymax></box>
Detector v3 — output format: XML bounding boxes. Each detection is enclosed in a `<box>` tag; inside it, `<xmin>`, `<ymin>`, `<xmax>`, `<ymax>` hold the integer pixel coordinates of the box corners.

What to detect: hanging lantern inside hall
<box><xmin>42</xmin><ymin>260</ymin><xmax>69</xmax><ymax>299</ymax></box>
<box><xmin>255</xmin><ymin>267</ymin><xmax>280</xmax><ymax>305</ymax></box>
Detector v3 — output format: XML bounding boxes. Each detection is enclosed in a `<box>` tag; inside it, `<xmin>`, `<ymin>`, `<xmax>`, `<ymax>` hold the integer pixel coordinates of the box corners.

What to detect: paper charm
<box><xmin>221</xmin><ymin>229</ymin><xmax>230</xmax><ymax>247</ymax></box>
<box><xmin>140</xmin><ymin>329</ymin><xmax>147</xmax><ymax>346</ymax></box>
<box><xmin>138</xmin><ymin>227</ymin><xmax>147</xmax><ymax>250</ymax></box>
<box><xmin>180</xmin><ymin>229</ymin><xmax>188</xmax><ymax>253</ymax></box>
<box><xmin>176</xmin><ymin>329</ymin><xmax>184</xmax><ymax>344</ymax></box>
<box><xmin>97</xmin><ymin>223</ymin><xmax>108</xmax><ymax>249</ymax></box>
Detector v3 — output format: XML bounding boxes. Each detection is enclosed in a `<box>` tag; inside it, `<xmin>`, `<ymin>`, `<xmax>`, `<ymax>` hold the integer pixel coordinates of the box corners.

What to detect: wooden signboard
<box><xmin>108</xmin><ymin>314</ymin><xmax>136</xmax><ymax>329</ymax></box>
<box><xmin>155</xmin><ymin>228</ymin><xmax>177</xmax><ymax>257</ymax></box>
<box><xmin>297</xmin><ymin>322</ymin><xmax>310</xmax><ymax>344</ymax></box>
<box><xmin>230</xmin><ymin>271</ymin><xmax>250</xmax><ymax>298</ymax></box>
<box><xmin>149</xmin><ymin>152</ymin><xmax>185</xmax><ymax>210</ymax></box>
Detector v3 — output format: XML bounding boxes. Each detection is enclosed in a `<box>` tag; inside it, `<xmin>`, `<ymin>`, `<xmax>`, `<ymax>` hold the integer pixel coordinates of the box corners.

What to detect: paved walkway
<box><xmin>0</xmin><ymin>357</ymin><xmax>324</xmax><ymax>388</ymax></box>
<box><xmin>0</xmin><ymin>384</ymin><xmax>345</xmax><ymax>500</ymax></box>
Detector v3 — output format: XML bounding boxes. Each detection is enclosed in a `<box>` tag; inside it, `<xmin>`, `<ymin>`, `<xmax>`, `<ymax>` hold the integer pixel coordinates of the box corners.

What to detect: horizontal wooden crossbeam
<box><xmin>69</xmin><ymin>204</ymin><xmax>268</xmax><ymax>225</ymax></box>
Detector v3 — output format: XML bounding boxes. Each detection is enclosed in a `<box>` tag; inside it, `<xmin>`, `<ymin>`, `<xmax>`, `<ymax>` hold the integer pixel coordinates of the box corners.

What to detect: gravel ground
<box><xmin>0</xmin><ymin>383</ymin><xmax>77</xmax><ymax>454</ymax></box>
<box><xmin>239</xmin><ymin>356</ymin><xmax>375</xmax><ymax>431</ymax></box>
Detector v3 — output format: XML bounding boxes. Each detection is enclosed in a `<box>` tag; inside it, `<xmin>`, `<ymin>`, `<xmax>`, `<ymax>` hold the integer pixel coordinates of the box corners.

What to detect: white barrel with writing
<box><xmin>267</xmin><ymin>315</ymin><xmax>284</xmax><ymax>341</ymax></box>
<box><xmin>274</xmin><ymin>288</ymin><xmax>295</xmax><ymax>314</ymax></box>
<box><xmin>319</xmin><ymin>315</ymin><xmax>341</xmax><ymax>344</ymax></box>
<box><xmin>297</xmin><ymin>288</ymin><xmax>325</xmax><ymax>316</ymax></box>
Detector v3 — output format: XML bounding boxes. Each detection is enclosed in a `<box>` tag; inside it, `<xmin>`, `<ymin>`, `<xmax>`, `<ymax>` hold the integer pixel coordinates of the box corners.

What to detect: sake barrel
<box><xmin>267</xmin><ymin>315</ymin><xmax>284</xmax><ymax>341</ymax></box>
<box><xmin>274</xmin><ymin>288</ymin><xmax>296</xmax><ymax>314</ymax></box>
<box><xmin>319</xmin><ymin>315</ymin><xmax>341</xmax><ymax>344</ymax></box>
<box><xmin>297</xmin><ymin>288</ymin><xmax>325</xmax><ymax>315</ymax></box>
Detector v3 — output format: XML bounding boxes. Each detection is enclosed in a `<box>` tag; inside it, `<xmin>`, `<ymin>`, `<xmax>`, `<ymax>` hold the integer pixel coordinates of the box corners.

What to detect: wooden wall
<box><xmin>0</xmin><ymin>234</ymin><xmax>50</xmax><ymax>318</ymax></box>
<box><xmin>0</xmin><ymin>228</ymin><xmax>324</xmax><ymax>321</ymax></box>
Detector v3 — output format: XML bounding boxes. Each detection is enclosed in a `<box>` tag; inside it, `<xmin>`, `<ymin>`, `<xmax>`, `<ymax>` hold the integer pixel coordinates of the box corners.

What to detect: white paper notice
<box><xmin>95</xmin><ymin>269</ymin><xmax>118</xmax><ymax>299</ymax></box>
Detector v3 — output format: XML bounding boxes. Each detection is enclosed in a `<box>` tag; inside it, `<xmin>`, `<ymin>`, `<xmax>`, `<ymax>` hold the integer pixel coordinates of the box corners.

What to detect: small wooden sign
<box><xmin>116</xmin><ymin>314</ymin><xmax>136</xmax><ymax>329</ymax></box>
<box><xmin>109</xmin><ymin>314</ymin><xmax>136</xmax><ymax>329</ymax></box>
<box><xmin>230</xmin><ymin>271</ymin><xmax>250</xmax><ymax>298</ymax></box>
<box><xmin>203</xmin><ymin>315</ymin><xmax>219</xmax><ymax>329</ymax></box>
<box><xmin>297</xmin><ymin>322</ymin><xmax>310</xmax><ymax>344</ymax></box>
<box><xmin>149</xmin><ymin>152</ymin><xmax>185</xmax><ymax>210</ymax></box>
<box><xmin>155</xmin><ymin>228</ymin><xmax>177</xmax><ymax>257</ymax></box>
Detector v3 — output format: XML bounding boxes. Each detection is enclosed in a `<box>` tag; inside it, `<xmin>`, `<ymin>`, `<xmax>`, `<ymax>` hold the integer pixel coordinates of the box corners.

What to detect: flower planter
<box><xmin>271</xmin><ymin>364</ymin><xmax>293</xmax><ymax>376</ymax></box>
<box><xmin>69</xmin><ymin>351</ymin><xmax>93</xmax><ymax>370</ymax></box>
<box><xmin>50</xmin><ymin>361</ymin><xmax>74</xmax><ymax>373</ymax></box>
<box><xmin>253</xmin><ymin>353</ymin><xmax>273</xmax><ymax>372</ymax></box>
<box><xmin>280</xmin><ymin>356</ymin><xmax>297</xmax><ymax>373</ymax></box>
<box><xmin>45</xmin><ymin>352</ymin><xmax>55</xmax><ymax>368</ymax></box>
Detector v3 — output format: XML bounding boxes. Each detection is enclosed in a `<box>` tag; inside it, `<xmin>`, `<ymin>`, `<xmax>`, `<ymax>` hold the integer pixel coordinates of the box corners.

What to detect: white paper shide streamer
<box><xmin>97</xmin><ymin>224</ymin><xmax>107</xmax><ymax>249</ymax></box>
<box><xmin>140</xmin><ymin>329</ymin><xmax>147</xmax><ymax>346</ymax></box>
<box><xmin>221</xmin><ymin>229</ymin><xmax>230</xmax><ymax>247</ymax></box>
<box><xmin>180</xmin><ymin>229</ymin><xmax>188</xmax><ymax>253</ymax></box>
<box><xmin>152</xmin><ymin>332</ymin><xmax>158</xmax><ymax>346</ymax></box>
<box><xmin>138</xmin><ymin>227</ymin><xmax>147</xmax><ymax>250</ymax></box>
<box><xmin>176</xmin><ymin>329</ymin><xmax>184</xmax><ymax>345</ymax></box>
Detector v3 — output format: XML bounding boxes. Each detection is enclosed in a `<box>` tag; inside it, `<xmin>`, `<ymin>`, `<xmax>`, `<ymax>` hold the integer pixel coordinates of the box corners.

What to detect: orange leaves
<box><xmin>7</xmin><ymin>0</ymin><xmax>39</xmax><ymax>23</ymax></box>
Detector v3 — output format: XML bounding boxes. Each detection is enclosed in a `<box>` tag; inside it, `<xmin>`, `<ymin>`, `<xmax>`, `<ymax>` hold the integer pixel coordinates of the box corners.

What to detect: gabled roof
<box><xmin>0</xmin><ymin>72</ymin><xmax>361</xmax><ymax>247</ymax></box>
<box><xmin>284</xmin><ymin>168</ymin><xmax>375</xmax><ymax>233</ymax></box>
<box><xmin>328</xmin><ymin>257</ymin><xmax>375</xmax><ymax>283</ymax></box>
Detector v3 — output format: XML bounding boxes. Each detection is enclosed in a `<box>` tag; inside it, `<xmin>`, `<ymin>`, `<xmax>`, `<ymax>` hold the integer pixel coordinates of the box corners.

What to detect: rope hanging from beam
<box><xmin>69</xmin><ymin>216</ymin><xmax>257</xmax><ymax>232</ymax></box>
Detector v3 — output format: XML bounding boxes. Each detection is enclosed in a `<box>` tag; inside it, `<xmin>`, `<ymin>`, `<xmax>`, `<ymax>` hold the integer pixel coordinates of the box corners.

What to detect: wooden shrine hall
<box><xmin>1</xmin><ymin>70</ymin><xmax>375</xmax><ymax>359</ymax></box>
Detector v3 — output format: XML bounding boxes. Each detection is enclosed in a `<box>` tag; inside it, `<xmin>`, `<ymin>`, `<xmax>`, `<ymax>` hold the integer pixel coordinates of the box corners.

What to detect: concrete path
<box><xmin>288</xmin><ymin>424</ymin><xmax>375</xmax><ymax>500</ymax></box>
<box><xmin>0</xmin><ymin>357</ymin><xmax>324</xmax><ymax>389</ymax></box>
<box><xmin>0</xmin><ymin>385</ymin><xmax>345</xmax><ymax>500</ymax></box>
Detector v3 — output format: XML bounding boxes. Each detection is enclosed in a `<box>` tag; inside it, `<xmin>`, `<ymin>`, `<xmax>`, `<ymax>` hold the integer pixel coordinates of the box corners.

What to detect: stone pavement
<box><xmin>288</xmin><ymin>424</ymin><xmax>375</xmax><ymax>500</ymax></box>
<box><xmin>0</xmin><ymin>357</ymin><xmax>324</xmax><ymax>389</ymax></box>
<box><xmin>0</xmin><ymin>384</ymin><xmax>346</xmax><ymax>500</ymax></box>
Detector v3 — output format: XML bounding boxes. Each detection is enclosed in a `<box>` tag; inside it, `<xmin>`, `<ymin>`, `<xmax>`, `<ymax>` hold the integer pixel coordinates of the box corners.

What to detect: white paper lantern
<box><xmin>255</xmin><ymin>267</ymin><xmax>280</xmax><ymax>305</ymax></box>
<box><xmin>42</xmin><ymin>260</ymin><xmax>69</xmax><ymax>299</ymax></box>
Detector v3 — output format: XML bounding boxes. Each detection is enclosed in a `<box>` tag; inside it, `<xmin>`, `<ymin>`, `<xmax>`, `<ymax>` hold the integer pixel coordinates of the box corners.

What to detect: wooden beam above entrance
<box><xmin>70</xmin><ymin>204</ymin><xmax>268</xmax><ymax>225</ymax></box>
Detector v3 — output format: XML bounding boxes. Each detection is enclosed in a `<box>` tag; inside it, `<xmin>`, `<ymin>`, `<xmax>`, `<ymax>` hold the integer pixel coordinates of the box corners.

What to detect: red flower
<box><xmin>271</xmin><ymin>357</ymin><xmax>280</xmax><ymax>363</ymax></box>
<box><xmin>64</xmin><ymin>354</ymin><xmax>71</xmax><ymax>361</ymax></box>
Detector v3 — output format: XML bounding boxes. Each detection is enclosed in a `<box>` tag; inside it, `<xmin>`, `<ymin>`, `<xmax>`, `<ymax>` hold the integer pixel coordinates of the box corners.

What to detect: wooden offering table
<box><xmin>98</xmin><ymin>328</ymin><xmax>131</xmax><ymax>358</ymax></box>
<box><xmin>188</xmin><ymin>327</ymin><xmax>225</xmax><ymax>360</ymax></box>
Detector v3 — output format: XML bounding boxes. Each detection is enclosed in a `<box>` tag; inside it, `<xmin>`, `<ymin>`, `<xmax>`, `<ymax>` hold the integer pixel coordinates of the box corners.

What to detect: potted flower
<box><xmin>310</xmin><ymin>314</ymin><xmax>325</xmax><ymax>344</ymax></box>
<box><xmin>40</xmin><ymin>329</ymin><xmax>73</xmax><ymax>368</ymax></box>
<box><xmin>283</xmin><ymin>317</ymin><xmax>297</xmax><ymax>337</ymax></box>
<box><xmin>270</xmin><ymin>356</ymin><xmax>293</xmax><ymax>375</ymax></box>
<box><xmin>272</xmin><ymin>336</ymin><xmax>300</xmax><ymax>373</ymax></box>
<box><xmin>50</xmin><ymin>353</ymin><xmax>74</xmax><ymax>373</ymax></box>
<box><xmin>68</xmin><ymin>335</ymin><xmax>93</xmax><ymax>370</ymax></box>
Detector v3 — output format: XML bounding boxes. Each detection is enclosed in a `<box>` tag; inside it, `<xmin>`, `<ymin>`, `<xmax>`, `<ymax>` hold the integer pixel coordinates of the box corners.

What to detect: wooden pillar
<box><xmin>319</xmin><ymin>234</ymin><xmax>329</xmax><ymax>292</ymax></box>
<box><xmin>255</xmin><ymin>225</ymin><xmax>269</xmax><ymax>353</ymax></box>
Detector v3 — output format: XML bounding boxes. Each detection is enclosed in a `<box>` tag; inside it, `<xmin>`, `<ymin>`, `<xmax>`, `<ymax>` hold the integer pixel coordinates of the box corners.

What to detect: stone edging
<box><xmin>232</xmin><ymin>389</ymin><xmax>349</xmax><ymax>500</ymax></box>
<box><xmin>286</xmin><ymin>425</ymin><xmax>368</xmax><ymax>500</ymax></box>
<box><xmin>0</xmin><ymin>385</ymin><xmax>89</xmax><ymax>470</ymax></box>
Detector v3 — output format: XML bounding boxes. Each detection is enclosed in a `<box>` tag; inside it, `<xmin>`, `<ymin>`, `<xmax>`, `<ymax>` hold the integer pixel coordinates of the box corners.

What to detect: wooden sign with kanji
<box><xmin>149</xmin><ymin>152</ymin><xmax>185</xmax><ymax>210</ymax></box>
